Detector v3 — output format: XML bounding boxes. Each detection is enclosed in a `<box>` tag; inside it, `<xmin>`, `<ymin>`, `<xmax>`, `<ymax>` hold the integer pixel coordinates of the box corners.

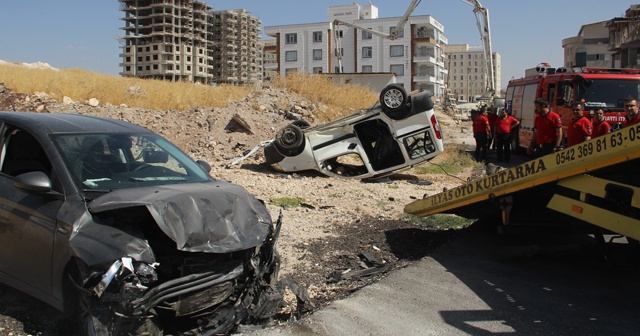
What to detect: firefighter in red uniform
<box><xmin>566</xmin><ymin>102</ymin><xmax>592</xmax><ymax>147</ymax></box>
<box><xmin>493</xmin><ymin>107</ymin><xmax>519</xmax><ymax>163</ymax></box>
<box><xmin>527</xmin><ymin>98</ymin><xmax>563</xmax><ymax>158</ymax></box>
<box><xmin>473</xmin><ymin>106</ymin><xmax>491</xmax><ymax>162</ymax></box>
<box><xmin>623</xmin><ymin>97</ymin><xmax>640</xmax><ymax>126</ymax></box>
<box><xmin>592</xmin><ymin>108</ymin><xmax>610</xmax><ymax>138</ymax></box>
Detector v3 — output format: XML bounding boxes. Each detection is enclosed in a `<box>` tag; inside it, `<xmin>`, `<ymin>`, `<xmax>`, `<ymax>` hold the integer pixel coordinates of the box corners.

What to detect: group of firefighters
<box><xmin>472</xmin><ymin>97</ymin><xmax>640</xmax><ymax>162</ymax></box>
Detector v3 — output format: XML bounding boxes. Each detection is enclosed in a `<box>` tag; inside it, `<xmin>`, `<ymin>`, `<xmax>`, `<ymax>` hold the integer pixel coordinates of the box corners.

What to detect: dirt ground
<box><xmin>0</xmin><ymin>83</ymin><xmax>483</xmax><ymax>335</ymax></box>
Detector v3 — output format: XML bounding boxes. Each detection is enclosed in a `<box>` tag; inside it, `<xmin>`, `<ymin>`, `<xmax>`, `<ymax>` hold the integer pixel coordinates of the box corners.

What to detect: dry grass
<box><xmin>0</xmin><ymin>64</ymin><xmax>379</xmax><ymax>120</ymax></box>
<box><xmin>272</xmin><ymin>72</ymin><xmax>378</xmax><ymax>121</ymax></box>
<box><xmin>0</xmin><ymin>64</ymin><xmax>250</xmax><ymax>111</ymax></box>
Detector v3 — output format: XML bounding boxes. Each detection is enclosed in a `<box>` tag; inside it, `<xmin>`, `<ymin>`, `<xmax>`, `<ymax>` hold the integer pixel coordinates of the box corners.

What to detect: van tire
<box><xmin>380</xmin><ymin>84</ymin><xmax>409</xmax><ymax>118</ymax></box>
<box><xmin>274</xmin><ymin>124</ymin><xmax>305</xmax><ymax>156</ymax></box>
<box><xmin>291</xmin><ymin>119</ymin><xmax>311</xmax><ymax>129</ymax></box>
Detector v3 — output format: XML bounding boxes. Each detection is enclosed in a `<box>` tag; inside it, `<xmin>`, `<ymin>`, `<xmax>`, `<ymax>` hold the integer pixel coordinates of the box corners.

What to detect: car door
<box><xmin>0</xmin><ymin>126</ymin><xmax>62</xmax><ymax>296</ymax></box>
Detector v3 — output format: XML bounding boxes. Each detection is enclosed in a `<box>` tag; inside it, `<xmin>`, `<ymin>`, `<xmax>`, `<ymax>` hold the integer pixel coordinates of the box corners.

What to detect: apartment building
<box><xmin>263</xmin><ymin>3</ymin><xmax>449</xmax><ymax>100</ymax></box>
<box><xmin>118</xmin><ymin>0</ymin><xmax>262</xmax><ymax>86</ymax></box>
<box><xmin>562</xmin><ymin>21</ymin><xmax>613</xmax><ymax>69</ymax></box>
<box><xmin>260</xmin><ymin>39</ymin><xmax>278</xmax><ymax>81</ymax></box>
<box><xmin>446</xmin><ymin>44</ymin><xmax>501</xmax><ymax>103</ymax></box>
<box><xmin>210</xmin><ymin>9</ymin><xmax>262</xmax><ymax>86</ymax></box>
<box><xmin>606</xmin><ymin>4</ymin><xmax>640</xmax><ymax>69</ymax></box>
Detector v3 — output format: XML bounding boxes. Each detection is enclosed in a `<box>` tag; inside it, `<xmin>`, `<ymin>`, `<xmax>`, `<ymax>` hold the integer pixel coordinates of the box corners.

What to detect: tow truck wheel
<box><xmin>274</xmin><ymin>124</ymin><xmax>305</xmax><ymax>156</ymax></box>
<box><xmin>380</xmin><ymin>84</ymin><xmax>409</xmax><ymax>118</ymax></box>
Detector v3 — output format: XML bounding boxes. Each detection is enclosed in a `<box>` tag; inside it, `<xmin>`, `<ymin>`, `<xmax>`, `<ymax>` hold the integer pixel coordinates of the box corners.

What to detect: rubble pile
<box><xmin>0</xmin><ymin>82</ymin><xmax>325</xmax><ymax>172</ymax></box>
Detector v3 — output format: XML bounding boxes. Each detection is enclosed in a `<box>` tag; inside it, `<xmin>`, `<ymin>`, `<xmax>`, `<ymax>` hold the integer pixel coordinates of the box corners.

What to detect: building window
<box><xmin>390</xmin><ymin>45</ymin><xmax>404</xmax><ymax>57</ymax></box>
<box><xmin>362</xmin><ymin>65</ymin><xmax>373</xmax><ymax>73</ymax></box>
<box><xmin>334</xmin><ymin>66</ymin><xmax>344</xmax><ymax>73</ymax></box>
<box><xmin>313</xmin><ymin>31</ymin><xmax>322</xmax><ymax>42</ymax></box>
<box><xmin>153</xmin><ymin>64</ymin><xmax>158</xmax><ymax>70</ymax></box>
<box><xmin>390</xmin><ymin>26</ymin><xmax>404</xmax><ymax>38</ymax></box>
<box><xmin>285</xmin><ymin>33</ymin><xmax>297</xmax><ymax>44</ymax></box>
<box><xmin>362</xmin><ymin>30</ymin><xmax>372</xmax><ymax>39</ymax></box>
<box><xmin>285</xmin><ymin>68</ymin><xmax>298</xmax><ymax>75</ymax></box>
<box><xmin>313</xmin><ymin>67</ymin><xmax>323</xmax><ymax>74</ymax></box>
<box><xmin>126</xmin><ymin>56</ymin><xmax>131</xmax><ymax>62</ymax></box>
<box><xmin>390</xmin><ymin>64</ymin><xmax>404</xmax><ymax>76</ymax></box>
<box><xmin>285</xmin><ymin>51</ymin><xmax>297</xmax><ymax>62</ymax></box>
<box><xmin>362</xmin><ymin>47</ymin><xmax>372</xmax><ymax>58</ymax></box>
<box><xmin>313</xmin><ymin>49</ymin><xmax>323</xmax><ymax>60</ymax></box>
<box><xmin>335</xmin><ymin>48</ymin><xmax>344</xmax><ymax>57</ymax></box>
<box><xmin>126</xmin><ymin>66</ymin><xmax>131</xmax><ymax>71</ymax></box>
<box><xmin>335</xmin><ymin>30</ymin><xmax>344</xmax><ymax>38</ymax></box>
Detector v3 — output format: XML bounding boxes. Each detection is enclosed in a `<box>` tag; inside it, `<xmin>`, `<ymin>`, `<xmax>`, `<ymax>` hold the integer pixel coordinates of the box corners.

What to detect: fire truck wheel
<box><xmin>380</xmin><ymin>84</ymin><xmax>409</xmax><ymax>118</ymax></box>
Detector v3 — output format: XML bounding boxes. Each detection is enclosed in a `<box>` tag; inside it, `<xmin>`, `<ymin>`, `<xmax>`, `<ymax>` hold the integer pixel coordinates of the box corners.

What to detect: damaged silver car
<box><xmin>0</xmin><ymin>112</ymin><xmax>290</xmax><ymax>335</ymax></box>
<box><xmin>234</xmin><ymin>84</ymin><xmax>444</xmax><ymax>179</ymax></box>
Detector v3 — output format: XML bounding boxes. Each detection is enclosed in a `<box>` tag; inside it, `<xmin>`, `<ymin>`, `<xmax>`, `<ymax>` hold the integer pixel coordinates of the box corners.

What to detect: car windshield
<box><xmin>52</xmin><ymin>133</ymin><xmax>211</xmax><ymax>192</ymax></box>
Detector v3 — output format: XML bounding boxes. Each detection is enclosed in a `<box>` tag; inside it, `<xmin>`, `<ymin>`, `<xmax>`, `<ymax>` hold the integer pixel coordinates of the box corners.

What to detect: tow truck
<box><xmin>404</xmin><ymin>126</ymin><xmax>640</xmax><ymax>241</ymax></box>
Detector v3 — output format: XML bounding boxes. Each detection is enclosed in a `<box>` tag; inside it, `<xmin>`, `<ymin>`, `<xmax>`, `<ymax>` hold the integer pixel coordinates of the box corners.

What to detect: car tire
<box><xmin>74</xmin><ymin>262</ymin><xmax>111</xmax><ymax>336</ymax></box>
<box><xmin>264</xmin><ymin>143</ymin><xmax>285</xmax><ymax>164</ymax></box>
<box><xmin>291</xmin><ymin>119</ymin><xmax>311</xmax><ymax>129</ymax></box>
<box><xmin>379</xmin><ymin>84</ymin><xmax>409</xmax><ymax>118</ymax></box>
<box><xmin>274</xmin><ymin>124</ymin><xmax>305</xmax><ymax>156</ymax></box>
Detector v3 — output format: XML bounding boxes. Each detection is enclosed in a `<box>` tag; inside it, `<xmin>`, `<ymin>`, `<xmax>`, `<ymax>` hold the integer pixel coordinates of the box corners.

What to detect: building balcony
<box><xmin>413</xmin><ymin>53</ymin><xmax>436</xmax><ymax>64</ymax></box>
<box><xmin>413</xmin><ymin>74</ymin><xmax>436</xmax><ymax>83</ymax></box>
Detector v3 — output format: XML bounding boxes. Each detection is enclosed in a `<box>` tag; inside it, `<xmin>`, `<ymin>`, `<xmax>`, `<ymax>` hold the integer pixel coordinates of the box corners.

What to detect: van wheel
<box><xmin>291</xmin><ymin>119</ymin><xmax>311</xmax><ymax>129</ymax></box>
<box><xmin>380</xmin><ymin>84</ymin><xmax>409</xmax><ymax>118</ymax></box>
<box><xmin>274</xmin><ymin>124</ymin><xmax>305</xmax><ymax>156</ymax></box>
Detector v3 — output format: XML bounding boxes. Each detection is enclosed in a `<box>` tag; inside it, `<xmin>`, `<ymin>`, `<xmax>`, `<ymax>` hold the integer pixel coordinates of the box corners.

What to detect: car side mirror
<box><xmin>197</xmin><ymin>160</ymin><xmax>211</xmax><ymax>173</ymax></box>
<box><xmin>13</xmin><ymin>171</ymin><xmax>52</xmax><ymax>193</ymax></box>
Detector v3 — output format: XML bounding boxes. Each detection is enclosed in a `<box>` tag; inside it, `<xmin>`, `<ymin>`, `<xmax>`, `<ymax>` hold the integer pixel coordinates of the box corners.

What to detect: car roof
<box><xmin>0</xmin><ymin>111</ymin><xmax>153</xmax><ymax>135</ymax></box>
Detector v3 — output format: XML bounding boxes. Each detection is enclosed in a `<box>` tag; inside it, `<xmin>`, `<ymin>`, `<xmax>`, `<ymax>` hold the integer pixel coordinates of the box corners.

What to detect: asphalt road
<box><xmin>244</xmin><ymin>225</ymin><xmax>640</xmax><ymax>335</ymax></box>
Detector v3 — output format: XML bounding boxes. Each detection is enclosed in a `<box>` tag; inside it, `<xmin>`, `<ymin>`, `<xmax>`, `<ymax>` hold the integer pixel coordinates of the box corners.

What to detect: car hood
<box><xmin>87</xmin><ymin>181</ymin><xmax>272</xmax><ymax>253</ymax></box>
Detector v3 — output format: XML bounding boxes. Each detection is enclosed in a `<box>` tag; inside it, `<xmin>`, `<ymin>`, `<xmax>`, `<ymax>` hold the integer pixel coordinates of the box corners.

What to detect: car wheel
<box><xmin>291</xmin><ymin>119</ymin><xmax>311</xmax><ymax>129</ymax></box>
<box><xmin>379</xmin><ymin>84</ymin><xmax>409</xmax><ymax>118</ymax></box>
<box><xmin>74</xmin><ymin>263</ymin><xmax>111</xmax><ymax>335</ymax></box>
<box><xmin>274</xmin><ymin>124</ymin><xmax>305</xmax><ymax>156</ymax></box>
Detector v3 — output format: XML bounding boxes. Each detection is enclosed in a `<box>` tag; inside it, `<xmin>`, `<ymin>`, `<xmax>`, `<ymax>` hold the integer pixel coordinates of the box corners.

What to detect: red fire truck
<box><xmin>505</xmin><ymin>64</ymin><xmax>640</xmax><ymax>150</ymax></box>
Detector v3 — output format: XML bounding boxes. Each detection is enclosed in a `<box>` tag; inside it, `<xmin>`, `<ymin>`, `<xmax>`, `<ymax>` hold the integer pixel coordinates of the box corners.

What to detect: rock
<box><xmin>63</xmin><ymin>96</ymin><xmax>74</xmax><ymax>104</ymax></box>
<box><xmin>88</xmin><ymin>98</ymin><xmax>99</xmax><ymax>107</ymax></box>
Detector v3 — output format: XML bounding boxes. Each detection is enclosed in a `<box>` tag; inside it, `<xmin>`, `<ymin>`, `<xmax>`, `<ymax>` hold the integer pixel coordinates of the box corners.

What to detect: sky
<box><xmin>0</xmin><ymin>0</ymin><xmax>635</xmax><ymax>90</ymax></box>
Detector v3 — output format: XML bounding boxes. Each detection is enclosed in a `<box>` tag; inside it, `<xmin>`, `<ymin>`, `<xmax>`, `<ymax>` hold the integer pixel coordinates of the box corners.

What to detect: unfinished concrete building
<box><xmin>119</xmin><ymin>1</ymin><xmax>263</xmax><ymax>86</ymax></box>
<box><xmin>210</xmin><ymin>9</ymin><xmax>262</xmax><ymax>86</ymax></box>
<box><xmin>119</xmin><ymin>0</ymin><xmax>214</xmax><ymax>84</ymax></box>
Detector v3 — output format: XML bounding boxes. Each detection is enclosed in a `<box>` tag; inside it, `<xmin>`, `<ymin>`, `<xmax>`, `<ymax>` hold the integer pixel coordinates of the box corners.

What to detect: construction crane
<box><xmin>459</xmin><ymin>0</ymin><xmax>495</xmax><ymax>99</ymax></box>
<box><xmin>332</xmin><ymin>0</ymin><xmax>422</xmax><ymax>72</ymax></box>
<box><xmin>332</xmin><ymin>0</ymin><xmax>496</xmax><ymax>102</ymax></box>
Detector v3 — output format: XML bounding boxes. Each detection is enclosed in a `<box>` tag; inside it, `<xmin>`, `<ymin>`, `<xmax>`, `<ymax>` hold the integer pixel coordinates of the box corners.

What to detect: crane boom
<box><xmin>459</xmin><ymin>0</ymin><xmax>495</xmax><ymax>96</ymax></box>
<box><xmin>331</xmin><ymin>0</ymin><xmax>496</xmax><ymax>99</ymax></box>
<box><xmin>332</xmin><ymin>0</ymin><xmax>422</xmax><ymax>72</ymax></box>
